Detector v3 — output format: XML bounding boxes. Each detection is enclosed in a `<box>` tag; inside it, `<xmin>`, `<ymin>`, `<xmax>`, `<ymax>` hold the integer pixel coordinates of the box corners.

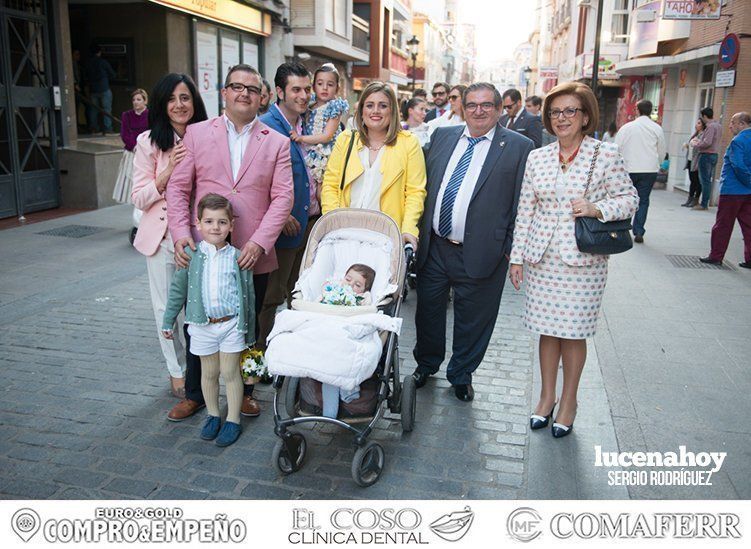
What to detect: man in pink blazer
<box><xmin>166</xmin><ymin>64</ymin><xmax>294</xmax><ymax>421</ymax></box>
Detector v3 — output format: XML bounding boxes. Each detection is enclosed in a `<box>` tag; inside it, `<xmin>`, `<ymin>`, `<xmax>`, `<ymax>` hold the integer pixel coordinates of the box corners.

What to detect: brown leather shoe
<box><xmin>241</xmin><ymin>395</ymin><xmax>261</xmax><ymax>417</ymax></box>
<box><xmin>167</xmin><ymin>399</ymin><xmax>205</xmax><ymax>422</ymax></box>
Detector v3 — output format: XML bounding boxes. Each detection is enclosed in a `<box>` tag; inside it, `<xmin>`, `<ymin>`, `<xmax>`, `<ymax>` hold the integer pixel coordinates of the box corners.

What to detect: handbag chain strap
<box><xmin>582</xmin><ymin>141</ymin><xmax>602</xmax><ymax>198</ymax></box>
<box><xmin>339</xmin><ymin>130</ymin><xmax>356</xmax><ymax>191</ymax></box>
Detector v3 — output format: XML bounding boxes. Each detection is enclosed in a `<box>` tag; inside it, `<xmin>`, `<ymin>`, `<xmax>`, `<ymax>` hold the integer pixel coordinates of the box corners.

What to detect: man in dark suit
<box><xmin>424</xmin><ymin>82</ymin><xmax>450</xmax><ymax>123</ymax></box>
<box><xmin>500</xmin><ymin>88</ymin><xmax>543</xmax><ymax>148</ymax></box>
<box><xmin>412</xmin><ymin>82</ymin><xmax>534</xmax><ymax>401</ymax></box>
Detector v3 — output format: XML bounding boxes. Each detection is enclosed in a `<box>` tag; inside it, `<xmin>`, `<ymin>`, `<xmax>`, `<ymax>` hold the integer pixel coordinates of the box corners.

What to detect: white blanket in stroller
<box><xmin>265</xmin><ymin>310</ymin><xmax>402</xmax><ymax>391</ymax></box>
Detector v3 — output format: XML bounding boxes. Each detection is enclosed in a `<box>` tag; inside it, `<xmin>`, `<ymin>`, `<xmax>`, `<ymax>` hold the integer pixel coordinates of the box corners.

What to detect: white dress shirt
<box><xmin>432</xmin><ymin>125</ymin><xmax>496</xmax><ymax>242</ymax></box>
<box><xmin>614</xmin><ymin>115</ymin><xmax>667</xmax><ymax>173</ymax></box>
<box><xmin>199</xmin><ymin>240</ymin><xmax>240</xmax><ymax>319</ymax></box>
<box><xmin>224</xmin><ymin>114</ymin><xmax>256</xmax><ymax>181</ymax></box>
<box><xmin>349</xmin><ymin>146</ymin><xmax>385</xmax><ymax>210</ymax></box>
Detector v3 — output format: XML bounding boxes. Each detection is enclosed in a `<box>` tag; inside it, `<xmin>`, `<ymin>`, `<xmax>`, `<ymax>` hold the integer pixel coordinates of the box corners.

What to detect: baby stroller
<box><xmin>267</xmin><ymin>209</ymin><xmax>416</xmax><ymax>487</ymax></box>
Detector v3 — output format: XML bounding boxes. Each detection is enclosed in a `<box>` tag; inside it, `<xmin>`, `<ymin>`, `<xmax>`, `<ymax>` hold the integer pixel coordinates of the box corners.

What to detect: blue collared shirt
<box><xmin>199</xmin><ymin>240</ymin><xmax>240</xmax><ymax>319</ymax></box>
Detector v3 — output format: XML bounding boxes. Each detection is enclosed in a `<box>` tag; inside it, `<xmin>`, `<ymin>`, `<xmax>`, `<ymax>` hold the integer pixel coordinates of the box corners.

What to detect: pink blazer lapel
<box><xmin>235</xmin><ymin>121</ymin><xmax>266</xmax><ymax>184</ymax></box>
<box><xmin>211</xmin><ymin>117</ymin><xmax>233</xmax><ymax>184</ymax></box>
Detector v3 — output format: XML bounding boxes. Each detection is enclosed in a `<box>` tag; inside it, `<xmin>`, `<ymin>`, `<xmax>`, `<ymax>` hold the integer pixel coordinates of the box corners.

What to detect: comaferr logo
<box><xmin>550</xmin><ymin>513</ymin><xmax>741</xmax><ymax>539</ymax></box>
<box><xmin>429</xmin><ymin>507</ymin><xmax>475</xmax><ymax>542</ymax></box>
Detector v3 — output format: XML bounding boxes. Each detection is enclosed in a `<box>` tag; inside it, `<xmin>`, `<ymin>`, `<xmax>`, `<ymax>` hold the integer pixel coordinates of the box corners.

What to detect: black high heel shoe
<box><xmin>551</xmin><ymin>421</ymin><xmax>574</xmax><ymax>438</ymax></box>
<box><xmin>530</xmin><ymin>402</ymin><xmax>556</xmax><ymax>430</ymax></box>
<box><xmin>551</xmin><ymin>407</ymin><xmax>576</xmax><ymax>438</ymax></box>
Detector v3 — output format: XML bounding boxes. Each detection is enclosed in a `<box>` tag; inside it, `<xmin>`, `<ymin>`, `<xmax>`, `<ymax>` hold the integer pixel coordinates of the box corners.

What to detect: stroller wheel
<box><xmin>400</xmin><ymin>374</ymin><xmax>416</xmax><ymax>432</ymax></box>
<box><xmin>284</xmin><ymin>377</ymin><xmax>300</xmax><ymax>418</ymax></box>
<box><xmin>351</xmin><ymin>441</ymin><xmax>385</xmax><ymax>487</ymax></box>
<box><xmin>272</xmin><ymin>432</ymin><xmax>307</xmax><ymax>475</ymax></box>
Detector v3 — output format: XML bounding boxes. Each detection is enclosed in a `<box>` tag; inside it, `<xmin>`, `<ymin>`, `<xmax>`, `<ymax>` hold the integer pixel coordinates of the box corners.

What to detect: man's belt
<box><xmin>208</xmin><ymin>315</ymin><xmax>235</xmax><ymax>324</ymax></box>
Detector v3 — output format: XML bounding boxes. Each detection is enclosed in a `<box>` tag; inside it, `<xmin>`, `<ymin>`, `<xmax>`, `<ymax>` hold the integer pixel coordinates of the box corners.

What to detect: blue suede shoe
<box><xmin>200</xmin><ymin>415</ymin><xmax>221</xmax><ymax>440</ymax></box>
<box><xmin>215</xmin><ymin>421</ymin><xmax>242</xmax><ymax>447</ymax></box>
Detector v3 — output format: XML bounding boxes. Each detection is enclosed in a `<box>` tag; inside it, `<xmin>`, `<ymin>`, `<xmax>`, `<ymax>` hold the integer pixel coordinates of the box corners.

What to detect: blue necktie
<box><xmin>438</xmin><ymin>136</ymin><xmax>486</xmax><ymax>237</ymax></box>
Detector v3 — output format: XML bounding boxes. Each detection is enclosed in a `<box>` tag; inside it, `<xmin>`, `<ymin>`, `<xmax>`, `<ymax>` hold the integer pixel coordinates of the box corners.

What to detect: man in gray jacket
<box><xmin>412</xmin><ymin>82</ymin><xmax>534</xmax><ymax>401</ymax></box>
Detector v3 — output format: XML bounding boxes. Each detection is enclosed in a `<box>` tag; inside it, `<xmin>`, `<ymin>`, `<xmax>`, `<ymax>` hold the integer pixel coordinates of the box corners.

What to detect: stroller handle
<box><xmin>403</xmin><ymin>243</ymin><xmax>415</xmax><ymax>263</ymax></box>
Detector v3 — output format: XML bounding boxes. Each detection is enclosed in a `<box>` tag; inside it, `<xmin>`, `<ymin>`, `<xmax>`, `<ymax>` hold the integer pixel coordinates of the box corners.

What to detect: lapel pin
<box><xmin>499</xmin><ymin>141</ymin><xmax>506</xmax><ymax>148</ymax></box>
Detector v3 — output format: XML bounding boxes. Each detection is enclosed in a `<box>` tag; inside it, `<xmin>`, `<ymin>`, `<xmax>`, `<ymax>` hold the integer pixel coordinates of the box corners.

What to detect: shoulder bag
<box><xmin>339</xmin><ymin>130</ymin><xmax>356</xmax><ymax>191</ymax></box>
<box><xmin>574</xmin><ymin>142</ymin><xmax>633</xmax><ymax>255</ymax></box>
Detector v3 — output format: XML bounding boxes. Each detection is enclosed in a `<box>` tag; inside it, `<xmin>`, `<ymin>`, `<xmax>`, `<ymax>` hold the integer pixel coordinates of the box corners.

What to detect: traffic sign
<box><xmin>719</xmin><ymin>33</ymin><xmax>740</xmax><ymax>69</ymax></box>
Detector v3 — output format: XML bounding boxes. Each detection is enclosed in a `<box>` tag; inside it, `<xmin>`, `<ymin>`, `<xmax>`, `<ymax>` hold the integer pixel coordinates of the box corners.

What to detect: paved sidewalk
<box><xmin>594</xmin><ymin>188</ymin><xmax>751</xmax><ymax>499</ymax></box>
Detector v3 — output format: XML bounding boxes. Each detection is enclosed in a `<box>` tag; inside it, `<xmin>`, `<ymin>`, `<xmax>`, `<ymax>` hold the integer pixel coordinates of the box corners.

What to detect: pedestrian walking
<box><xmin>113</xmin><ymin>88</ymin><xmax>150</xmax><ymax>204</ymax></box>
<box><xmin>411</xmin><ymin>82</ymin><xmax>534</xmax><ymax>402</ymax></box>
<box><xmin>614</xmin><ymin>99</ymin><xmax>666</xmax><ymax>243</ymax></box>
<box><xmin>257</xmin><ymin>62</ymin><xmax>319</xmax><ymax>355</ymax></box>
<box><xmin>165</xmin><ymin>63</ymin><xmax>294</xmax><ymax>421</ymax></box>
<box><xmin>131</xmin><ymin>73</ymin><xmax>208</xmax><ymax>399</ymax></box>
<box><xmin>85</xmin><ymin>44</ymin><xmax>116</xmax><ymax>134</ymax></box>
<box><xmin>700</xmin><ymin>112</ymin><xmax>751</xmax><ymax>269</ymax></box>
<box><xmin>681</xmin><ymin>118</ymin><xmax>706</xmax><ymax>207</ymax></box>
<box><xmin>500</xmin><ymin>88</ymin><xmax>543</xmax><ymax>148</ymax></box>
<box><xmin>162</xmin><ymin>194</ymin><xmax>255</xmax><ymax>447</ymax></box>
<box><xmin>692</xmin><ymin>107</ymin><xmax>723</xmax><ymax>210</ymax></box>
<box><xmin>509</xmin><ymin>82</ymin><xmax>638</xmax><ymax>437</ymax></box>
<box><xmin>601</xmin><ymin>121</ymin><xmax>617</xmax><ymax>144</ymax></box>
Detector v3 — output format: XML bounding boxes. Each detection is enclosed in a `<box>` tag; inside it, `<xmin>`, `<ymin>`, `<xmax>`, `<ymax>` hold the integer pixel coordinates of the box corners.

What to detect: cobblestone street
<box><xmin>2</xmin><ymin>189</ymin><xmax>750</xmax><ymax>500</ymax></box>
<box><xmin>0</xmin><ymin>205</ymin><xmax>536</xmax><ymax>500</ymax></box>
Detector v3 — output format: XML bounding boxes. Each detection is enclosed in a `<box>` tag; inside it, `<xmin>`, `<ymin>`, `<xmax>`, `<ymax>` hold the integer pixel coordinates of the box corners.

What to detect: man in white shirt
<box><xmin>615</xmin><ymin>99</ymin><xmax>667</xmax><ymax>243</ymax></box>
<box><xmin>412</xmin><ymin>83</ymin><xmax>534</xmax><ymax>402</ymax></box>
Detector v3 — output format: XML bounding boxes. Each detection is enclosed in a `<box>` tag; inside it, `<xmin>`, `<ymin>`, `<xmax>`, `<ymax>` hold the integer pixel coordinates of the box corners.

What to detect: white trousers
<box><xmin>145</xmin><ymin>238</ymin><xmax>187</xmax><ymax>378</ymax></box>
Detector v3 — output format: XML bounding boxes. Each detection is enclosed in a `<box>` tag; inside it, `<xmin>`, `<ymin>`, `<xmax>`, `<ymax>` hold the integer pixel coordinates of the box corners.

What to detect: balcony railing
<box><xmin>390</xmin><ymin>47</ymin><xmax>409</xmax><ymax>75</ymax></box>
<box><xmin>352</xmin><ymin>13</ymin><xmax>370</xmax><ymax>52</ymax></box>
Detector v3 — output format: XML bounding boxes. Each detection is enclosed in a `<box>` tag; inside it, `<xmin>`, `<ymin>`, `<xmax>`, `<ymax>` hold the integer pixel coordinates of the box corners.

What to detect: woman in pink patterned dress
<box><xmin>509</xmin><ymin>82</ymin><xmax>638</xmax><ymax>438</ymax></box>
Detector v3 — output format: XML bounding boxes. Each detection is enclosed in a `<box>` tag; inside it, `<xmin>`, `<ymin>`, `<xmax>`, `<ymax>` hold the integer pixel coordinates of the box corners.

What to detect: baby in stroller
<box><xmin>265</xmin><ymin>209</ymin><xmax>416</xmax><ymax>486</ymax></box>
<box><xmin>320</xmin><ymin>263</ymin><xmax>375</xmax><ymax>307</ymax></box>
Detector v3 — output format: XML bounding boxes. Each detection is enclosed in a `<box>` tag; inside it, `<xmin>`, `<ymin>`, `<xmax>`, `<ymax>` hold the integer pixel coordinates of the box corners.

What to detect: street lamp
<box><xmin>522</xmin><ymin>66</ymin><xmax>533</xmax><ymax>97</ymax></box>
<box><xmin>406</xmin><ymin>35</ymin><xmax>420</xmax><ymax>91</ymax></box>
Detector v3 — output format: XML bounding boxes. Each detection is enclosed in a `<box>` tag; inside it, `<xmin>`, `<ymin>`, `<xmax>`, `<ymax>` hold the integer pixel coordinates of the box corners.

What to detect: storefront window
<box><xmin>194</xmin><ymin>21</ymin><xmax>261</xmax><ymax>118</ymax></box>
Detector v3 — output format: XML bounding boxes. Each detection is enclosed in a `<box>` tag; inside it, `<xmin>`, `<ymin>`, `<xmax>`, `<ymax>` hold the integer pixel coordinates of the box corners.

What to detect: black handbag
<box><xmin>574</xmin><ymin>143</ymin><xmax>633</xmax><ymax>255</ymax></box>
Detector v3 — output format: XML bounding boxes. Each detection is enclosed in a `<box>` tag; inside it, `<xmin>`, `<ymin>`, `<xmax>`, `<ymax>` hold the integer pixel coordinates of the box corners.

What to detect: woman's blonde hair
<box><xmin>542</xmin><ymin>81</ymin><xmax>599</xmax><ymax>135</ymax></box>
<box><xmin>354</xmin><ymin>82</ymin><xmax>401</xmax><ymax>147</ymax></box>
<box><xmin>131</xmin><ymin>88</ymin><xmax>148</xmax><ymax>103</ymax></box>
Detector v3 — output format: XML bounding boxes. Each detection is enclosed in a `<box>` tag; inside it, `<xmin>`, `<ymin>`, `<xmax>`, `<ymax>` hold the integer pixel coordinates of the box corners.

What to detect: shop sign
<box><xmin>581</xmin><ymin>54</ymin><xmax>621</xmax><ymax>80</ymax></box>
<box><xmin>715</xmin><ymin>70</ymin><xmax>736</xmax><ymax>88</ymax></box>
<box><xmin>628</xmin><ymin>1</ymin><xmax>661</xmax><ymax>58</ymax></box>
<box><xmin>539</xmin><ymin>67</ymin><xmax>558</xmax><ymax>80</ymax></box>
<box><xmin>663</xmin><ymin>0</ymin><xmax>721</xmax><ymax>20</ymax></box>
<box><xmin>148</xmin><ymin>0</ymin><xmax>271</xmax><ymax>36</ymax></box>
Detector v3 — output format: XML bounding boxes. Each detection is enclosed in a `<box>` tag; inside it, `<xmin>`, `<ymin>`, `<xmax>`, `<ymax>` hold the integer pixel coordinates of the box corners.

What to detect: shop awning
<box><xmin>616</xmin><ymin>44</ymin><xmax>719</xmax><ymax>76</ymax></box>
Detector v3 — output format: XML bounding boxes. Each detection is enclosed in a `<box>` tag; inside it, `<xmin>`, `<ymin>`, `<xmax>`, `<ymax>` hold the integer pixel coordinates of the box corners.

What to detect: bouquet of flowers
<box><xmin>240</xmin><ymin>348</ymin><xmax>267</xmax><ymax>385</ymax></box>
<box><xmin>320</xmin><ymin>278</ymin><xmax>364</xmax><ymax>306</ymax></box>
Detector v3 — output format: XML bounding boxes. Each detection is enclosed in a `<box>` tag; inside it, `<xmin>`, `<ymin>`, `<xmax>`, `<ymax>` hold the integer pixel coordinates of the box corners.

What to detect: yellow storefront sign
<box><xmin>149</xmin><ymin>0</ymin><xmax>271</xmax><ymax>36</ymax></box>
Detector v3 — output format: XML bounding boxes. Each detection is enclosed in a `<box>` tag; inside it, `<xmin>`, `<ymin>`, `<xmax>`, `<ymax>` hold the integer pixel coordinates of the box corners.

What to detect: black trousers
<box><xmin>184</xmin><ymin>272</ymin><xmax>269</xmax><ymax>403</ymax></box>
<box><xmin>688</xmin><ymin>169</ymin><xmax>702</xmax><ymax>201</ymax></box>
<box><xmin>413</xmin><ymin>235</ymin><xmax>508</xmax><ymax>386</ymax></box>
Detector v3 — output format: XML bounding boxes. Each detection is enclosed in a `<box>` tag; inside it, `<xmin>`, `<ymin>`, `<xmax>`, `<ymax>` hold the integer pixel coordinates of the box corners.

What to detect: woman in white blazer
<box><xmin>509</xmin><ymin>82</ymin><xmax>638</xmax><ymax>438</ymax></box>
